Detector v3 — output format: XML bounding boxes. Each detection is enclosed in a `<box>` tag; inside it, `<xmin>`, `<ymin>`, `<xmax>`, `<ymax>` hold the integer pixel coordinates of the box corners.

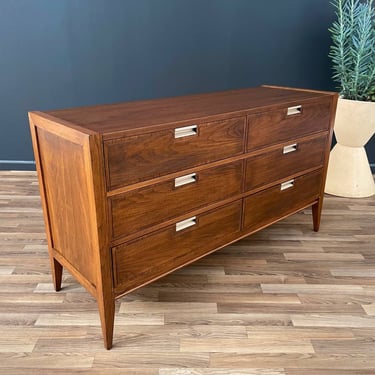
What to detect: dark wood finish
<box><xmin>51</xmin><ymin>258</ymin><xmax>63</xmax><ymax>291</ymax></box>
<box><xmin>86</xmin><ymin>132</ymin><xmax>115</xmax><ymax>350</ymax></box>
<box><xmin>112</xmin><ymin>201</ymin><xmax>242</xmax><ymax>293</ymax></box>
<box><xmin>28</xmin><ymin>112</ymin><xmax>115</xmax><ymax>349</ymax></box>
<box><xmin>110</xmin><ymin>161</ymin><xmax>243</xmax><ymax>239</ymax></box>
<box><xmin>29</xmin><ymin>85</ymin><xmax>338</xmax><ymax>349</ymax></box>
<box><xmin>311</xmin><ymin>93</ymin><xmax>338</xmax><ymax>232</ymax></box>
<box><xmin>35</xmin><ymin>127</ymin><xmax>97</xmax><ymax>286</ymax></box>
<box><xmin>247</xmin><ymin>97</ymin><xmax>332</xmax><ymax>150</ymax></box>
<box><xmin>243</xmin><ymin>169</ymin><xmax>323</xmax><ymax>232</ymax></box>
<box><xmin>244</xmin><ymin>133</ymin><xmax>327</xmax><ymax>191</ymax></box>
<box><xmin>104</xmin><ymin>117</ymin><xmax>245</xmax><ymax>189</ymax></box>
<box><xmin>47</xmin><ymin>86</ymin><xmax>332</xmax><ymax>138</ymax></box>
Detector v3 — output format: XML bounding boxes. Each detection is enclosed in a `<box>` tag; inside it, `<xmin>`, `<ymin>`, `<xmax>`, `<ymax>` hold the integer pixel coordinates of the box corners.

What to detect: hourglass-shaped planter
<box><xmin>325</xmin><ymin>98</ymin><xmax>375</xmax><ymax>198</ymax></box>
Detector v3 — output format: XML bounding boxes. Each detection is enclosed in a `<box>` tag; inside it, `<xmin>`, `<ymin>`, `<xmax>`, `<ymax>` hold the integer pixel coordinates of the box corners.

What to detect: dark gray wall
<box><xmin>1</xmin><ymin>0</ymin><xmax>373</xmax><ymax>169</ymax></box>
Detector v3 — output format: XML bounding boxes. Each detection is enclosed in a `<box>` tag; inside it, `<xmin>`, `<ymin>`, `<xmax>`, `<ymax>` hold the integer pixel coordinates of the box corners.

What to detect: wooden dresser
<box><xmin>29</xmin><ymin>85</ymin><xmax>338</xmax><ymax>349</ymax></box>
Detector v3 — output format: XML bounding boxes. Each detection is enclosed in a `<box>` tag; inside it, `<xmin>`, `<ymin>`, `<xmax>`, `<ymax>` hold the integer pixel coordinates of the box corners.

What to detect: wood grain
<box><xmin>1</xmin><ymin>171</ymin><xmax>373</xmax><ymax>372</ymax></box>
<box><xmin>110</xmin><ymin>160</ymin><xmax>243</xmax><ymax>239</ymax></box>
<box><xmin>245</xmin><ymin>133</ymin><xmax>327</xmax><ymax>191</ymax></box>
<box><xmin>104</xmin><ymin>117</ymin><xmax>245</xmax><ymax>189</ymax></box>
<box><xmin>243</xmin><ymin>170</ymin><xmax>322</xmax><ymax>232</ymax></box>
<box><xmin>46</xmin><ymin>86</ymin><xmax>331</xmax><ymax>138</ymax></box>
<box><xmin>35</xmin><ymin>127</ymin><xmax>97</xmax><ymax>286</ymax></box>
<box><xmin>246</xmin><ymin>97</ymin><xmax>331</xmax><ymax>150</ymax></box>
<box><xmin>112</xmin><ymin>201</ymin><xmax>242</xmax><ymax>294</ymax></box>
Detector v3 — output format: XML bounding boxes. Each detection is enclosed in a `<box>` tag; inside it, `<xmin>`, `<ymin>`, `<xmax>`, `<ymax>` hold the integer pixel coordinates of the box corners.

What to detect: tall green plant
<box><xmin>329</xmin><ymin>0</ymin><xmax>375</xmax><ymax>101</ymax></box>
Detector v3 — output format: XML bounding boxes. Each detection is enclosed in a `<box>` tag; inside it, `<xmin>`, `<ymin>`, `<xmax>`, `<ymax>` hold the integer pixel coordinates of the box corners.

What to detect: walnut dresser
<box><xmin>29</xmin><ymin>85</ymin><xmax>338</xmax><ymax>349</ymax></box>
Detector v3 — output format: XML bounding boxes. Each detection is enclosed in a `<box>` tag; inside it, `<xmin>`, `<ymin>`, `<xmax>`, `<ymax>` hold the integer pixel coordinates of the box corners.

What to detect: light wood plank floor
<box><xmin>0</xmin><ymin>170</ymin><xmax>374</xmax><ymax>375</ymax></box>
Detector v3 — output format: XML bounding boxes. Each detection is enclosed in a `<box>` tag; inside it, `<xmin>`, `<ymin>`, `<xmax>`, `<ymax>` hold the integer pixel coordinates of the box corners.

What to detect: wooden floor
<box><xmin>0</xmin><ymin>170</ymin><xmax>375</xmax><ymax>375</ymax></box>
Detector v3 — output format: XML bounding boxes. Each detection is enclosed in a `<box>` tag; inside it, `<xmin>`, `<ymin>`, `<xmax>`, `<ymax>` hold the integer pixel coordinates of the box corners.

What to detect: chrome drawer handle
<box><xmin>283</xmin><ymin>143</ymin><xmax>298</xmax><ymax>154</ymax></box>
<box><xmin>174</xmin><ymin>125</ymin><xmax>198</xmax><ymax>138</ymax></box>
<box><xmin>287</xmin><ymin>105</ymin><xmax>302</xmax><ymax>116</ymax></box>
<box><xmin>175</xmin><ymin>173</ymin><xmax>197</xmax><ymax>187</ymax></box>
<box><xmin>176</xmin><ymin>216</ymin><xmax>197</xmax><ymax>232</ymax></box>
<box><xmin>280</xmin><ymin>179</ymin><xmax>294</xmax><ymax>190</ymax></box>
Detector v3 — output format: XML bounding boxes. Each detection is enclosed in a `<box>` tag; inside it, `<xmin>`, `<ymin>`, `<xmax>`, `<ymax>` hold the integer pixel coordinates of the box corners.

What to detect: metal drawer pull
<box><xmin>176</xmin><ymin>216</ymin><xmax>197</xmax><ymax>232</ymax></box>
<box><xmin>174</xmin><ymin>173</ymin><xmax>197</xmax><ymax>187</ymax></box>
<box><xmin>287</xmin><ymin>105</ymin><xmax>302</xmax><ymax>116</ymax></box>
<box><xmin>280</xmin><ymin>179</ymin><xmax>295</xmax><ymax>191</ymax></box>
<box><xmin>283</xmin><ymin>143</ymin><xmax>298</xmax><ymax>154</ymax></box>
<box><xmin>174</xmin><ymin>125</ymin><xmax>198</xmax><ymax>138</ymax></box>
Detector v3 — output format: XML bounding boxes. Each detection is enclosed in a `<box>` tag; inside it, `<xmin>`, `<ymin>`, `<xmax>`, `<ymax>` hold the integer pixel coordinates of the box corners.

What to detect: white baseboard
<box><xmin>0</xmin><ymin>160</ymin><xmax>36</xmax><ymax>170</ymax></box>
<box><xmin>0</xmin><ymin>160</ymin><xmax>35</xmax><ymax>165</ymax></box>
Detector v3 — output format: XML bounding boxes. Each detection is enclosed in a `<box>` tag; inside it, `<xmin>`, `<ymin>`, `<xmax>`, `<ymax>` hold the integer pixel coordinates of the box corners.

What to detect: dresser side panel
<box><xmin>33</xmin><ymin>124</ymin><xmax>98</xmax><ymax>287</ymax></box>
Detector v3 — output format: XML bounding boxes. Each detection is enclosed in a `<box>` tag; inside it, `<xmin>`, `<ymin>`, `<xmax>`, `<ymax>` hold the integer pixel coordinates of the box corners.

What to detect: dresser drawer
<box><xmin>105</xmin><ymin>117</ymin><xmax>245</xmax><ymax>189</ymax></box>
<box><xmin>110</xmin><ymin>161</ymin><xmax>243</xmax><ymax>239</ymax></box>
<box><xmin>243</xmin><ymin>170</ymin><xmax>322</xmax><ymax>232</ymax></box>
<box><xmin>245</xmin><ymin>134</ymin><xmax>327</xmax><ymax>191</ymax></box>
<box><xmin>247</xmin><ymin>98</ymin><xmax>331</xmax><ymax>151</ymax></box>
<box><xmin>112</xmin><ymin>201</ymin><xmax>242</xmax><ymax>293</ymax></box>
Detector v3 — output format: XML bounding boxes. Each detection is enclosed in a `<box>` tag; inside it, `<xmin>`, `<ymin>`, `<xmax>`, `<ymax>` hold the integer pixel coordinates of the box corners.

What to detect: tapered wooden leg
<box><xmin>51</xmin><ymin>257</ymin><xmax>63</xmax><ymax>292</ymax></box>
<box><xmin>312</xmin><ymin>200</ymin><xmax>323</xmax><ymax>232</ymax></box>
<box><xmin>97</xmin><ymin>292</ymin><xmax>115</xmax><ymax>350</ymax></box>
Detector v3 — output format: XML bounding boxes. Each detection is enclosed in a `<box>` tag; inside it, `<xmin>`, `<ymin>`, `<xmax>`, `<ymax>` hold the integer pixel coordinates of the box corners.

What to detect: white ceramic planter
<box><xmin>325</xmin><ymin>98</ymin><xmax>375</xmax><ymax>198</ymax></box>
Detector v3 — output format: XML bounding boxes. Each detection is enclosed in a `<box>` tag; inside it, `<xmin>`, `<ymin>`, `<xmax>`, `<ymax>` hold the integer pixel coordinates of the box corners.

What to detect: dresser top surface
<box><xmin>38</xmin><ymin>86</ymin><xmax>335</xmax><ymax>137</ymax></box>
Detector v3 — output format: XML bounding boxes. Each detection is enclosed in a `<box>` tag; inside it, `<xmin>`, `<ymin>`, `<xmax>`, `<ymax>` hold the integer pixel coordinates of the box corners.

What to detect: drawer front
<box><xmin>247</xmin><ymin>98</ymin><xmax>331</xmax><ymax>150</ymax></box>
<box><xmin>105</xmin><ymin>117</ymin><xmax>245</xmax><ymax>189</ymax></box>
<box><xmin>110</xmin><ymin>161</ymin><xmax>243</xmax><ymax>239</ymax></box>
<box><xmin>243</xmin><ymin>170</ymin><xmax>322</xmax><ymax>232</ymax></box>
<box><xmin>245</xmin><ymin>134</ymin><xmax>327</xmax><ymax>191</ymax></box>
<box><xmin>112</xmin><ymin>201</ymin><xmax>242</xmax><ymax>293</ymax></box>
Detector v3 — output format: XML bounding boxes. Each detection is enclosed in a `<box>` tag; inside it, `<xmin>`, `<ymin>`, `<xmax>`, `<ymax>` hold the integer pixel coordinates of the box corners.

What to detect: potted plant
<box><xmin>325</xmin><ymin>0</ymin><xmax>375</xmax><ymax>197</ymax></box>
